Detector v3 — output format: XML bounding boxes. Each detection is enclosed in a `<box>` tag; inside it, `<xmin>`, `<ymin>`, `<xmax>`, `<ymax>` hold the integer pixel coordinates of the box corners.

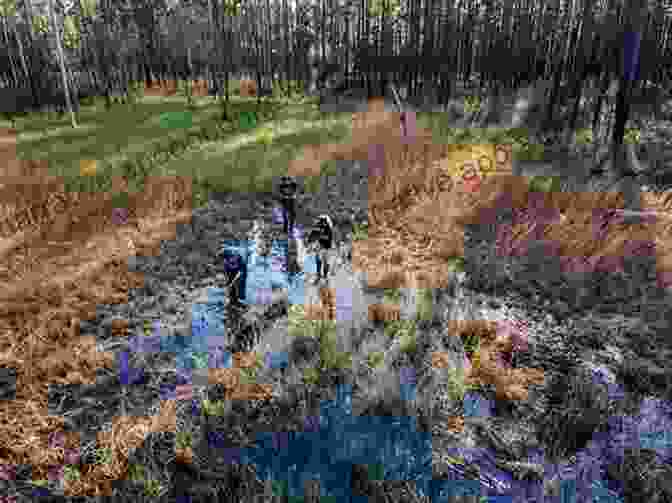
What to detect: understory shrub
<box><xmin>536</xmin><ymin>365</ymin><xmax>615</xmax><ymax>462</ymax></box>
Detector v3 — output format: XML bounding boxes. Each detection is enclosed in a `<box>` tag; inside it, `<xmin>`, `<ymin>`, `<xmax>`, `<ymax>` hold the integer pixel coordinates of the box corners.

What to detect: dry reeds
<box><xmin>208</xmin><ymin>367</ymin><xmax>274</xmax><ymax>401</ymax></box>
<box><xmin>287</xmin><ymin>97</ymin><xmax>672</xmax><ymax>407</ymax></box>
<box><xmin>303</xmin><ymin>287</ymin><xmax>337</xmax><ymax>321</ymax></box>
<box><xmin>239</xmin><ymin>78</ymin><xmax>258</xmax><ymax>98</ymax></box>
<box><xmin>0</xmin><ymin>172</ymin><xmax>193</xmax><ymax>299</ymax></box>
<box><xmin>142</xmin><ymin>79</ymin><xmax>178</xmax><ymax>97</ymax></box>
<box><xmin>6</xmin><ymin>96</ymin><xmax>672</xmax><ymax>495</ymax></box>
<box><xmin>0</xmin><ymin>148</ymin><xmax>206</xmax><ymax>496</ymax></box>
<box><xmin>368</xmin><ymin>303</ymin><xmax>401</xmax><ymax>322</ymax></box>
<box><xmin>0</xmin><ymin>128</ymin><xmax>18</xmax><ymax>177</ymax></box>
<box><xmin>207</xmin><ymin>352</ymin><xmax>274</xmax><ymax>402</ymax></box>
<box><xmin>290</xmin><ymin>100</ymin><xmax>524</xmax><ymax>290</ymax></box>
<box><xmin>144</xmin><ymin>79</ymin><xmax>210</xmax><ymax>98</ymax></box>
<box><xmin>293</xmin><ymin>96</ymin><xmax>672</xmax><ymax>290</ymax></box>
<box><xmin>436</xmin><ymin>319</ymin><xmax>545</xmax><ymax>403</ymax></box>
<box><xmin>189</xmin><ymin>79</ymin><xmax>210</xmax><ymax>97</ymax></box>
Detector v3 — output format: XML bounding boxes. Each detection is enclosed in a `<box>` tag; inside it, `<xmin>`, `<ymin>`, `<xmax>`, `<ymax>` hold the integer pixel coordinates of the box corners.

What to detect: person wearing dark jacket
<box><xmin>306</xmin><ymin>214</ymin><xmax>334</xmax><ymax>284</ymax></box>
<box><xmin>277</xmin><ymin>175</ymin><xmax>298</xmax><ymax>234</ymax></box>
<box><xmin>221</xmin><ymin>251</ymin><xmax>246</xmax><ymax>306</ymax></box>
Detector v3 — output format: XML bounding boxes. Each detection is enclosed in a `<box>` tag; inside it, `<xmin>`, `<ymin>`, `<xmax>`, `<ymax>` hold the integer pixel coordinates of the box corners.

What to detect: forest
<box><xmin>2</xmin><ymin>0</ymin><xmax>672</xmax><ymax>152</ymax></box>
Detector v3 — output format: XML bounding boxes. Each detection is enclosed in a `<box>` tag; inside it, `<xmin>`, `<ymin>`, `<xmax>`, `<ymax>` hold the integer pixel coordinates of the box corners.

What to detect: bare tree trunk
<box><xmin>47</xmin><ymin>0</ymin><xmax>77</xmax><ymax>128</ymax></box>
<box><xmin>611</xmin><ymin>81</ymin><xmax>634</xmax><ymax>173</ymax></box>
<box><xmin>13</xmin><ymin>21</ymin><xmax>30</xmax><ymax>87</ymax></box>
<box><xmin>80</xmin><ymin>16</ymin><xmax>104</xmax><ymax>104</ymax></box>
<box><xmin>207</xmin><ymin>0</ymin><xmax>218</xmax><ymax>98</ymax></box>
<box><xmin>321</xmin><ymin>0</ymin><xmax>326</xmax><ymax>64</ymax></box>
<box><xmin>186</xmin><ymin>45</ymin><xmax>194</xmax><ymax>108</ymax></box>
<box><xmin>222</xmin><ymin>1</ymin><xmax>233</xmax><ymax>119</ymax></box>
<box><xmin>143</xmin><ymin>61</ymin><xmax>152</xmax><ymax>89</ymax></box>
<box><xmin>2</xmin><ymin>18</ymin><xmax>20</xmax><ymax>87</ymax></box>
<box><xmin>24</xmin><ymin>0</ymin><xmax>35</xmax><ymax>37</ymax></box>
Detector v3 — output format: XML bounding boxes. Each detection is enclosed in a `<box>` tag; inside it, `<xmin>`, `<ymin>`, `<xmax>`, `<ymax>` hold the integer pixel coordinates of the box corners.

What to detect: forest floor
<box><xmin>1</xmin><ymin>81</ymin><xmax>672</xmax><ymax>502</ymax></box>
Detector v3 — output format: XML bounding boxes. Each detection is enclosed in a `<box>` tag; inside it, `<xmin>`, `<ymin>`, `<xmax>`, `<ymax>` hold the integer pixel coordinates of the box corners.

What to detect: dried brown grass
<box><xmin>303</xmin><ymin>286</ymin><xmax>337</xmax><ymax>321</ymax></box>
<box><xmin>0</xmin><ymin>135</ymin><xmax>275</xmax><ymax>496</ymax></box>
<box><xmin>145</xmin><ymin>79</ymin><xmax>209</xmax><ymax>98</ymax></box>
<box><xmin>139</xmin><ymin>79</ymin><xmax>222</xmax><ymax>98</ymax></box>
<box><xmin>290</xmin><ymin>98</ymin><xmax>672</xmax><ymax>413</ymax></box>
<box><xmin>0</xmin><ymin>157</ymin><xmax>197</xmax><ymax>494</ymax></box>
<box><xmin>436</xmin><ymin>319</ymin><xmax>545</xmax><ymax>403</ymax></box>
<box><xmin>5</xmin><ymin>99</ymin><xmax>672</xmax><ymax>494</ymax></box>
<box><xmin>188</xmin><ymin>79</ymin><xmax>210</xmax><ymax>97</ymax></box>
<box><xmin>209</xmin><ymin>350</ymin><xmax>273</xmax><ymax>401</ymax></box>
<box><xmin>142</xmin><ymin>79</ymin><xmax>178</xmax><ymax>97</ymax></box>
<box><xmin>291</xmin><ymin>100</ymin><xmax>516</xmax><ymax>289</ymax></box>
<box><xmin>291</xmin><ymin>99</ymin><xmax>672</xmax><ymax>291</ymax></box>
<box><xmin>368</xmin><ymin>303</ymin><xmax>401</xmax><ymax>322</ymax></box>
<box><xmin>239</xmin><ymin>78</ymin><xmax>258</xmax><ymax>98</ymax></box>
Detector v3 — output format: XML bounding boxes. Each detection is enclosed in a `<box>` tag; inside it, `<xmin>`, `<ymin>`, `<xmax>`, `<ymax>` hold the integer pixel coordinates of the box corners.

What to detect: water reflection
<box><xmin>220</xmin><ymin>227</ymin><xmax>318</xmax><ymax>306</ymax></box>
<box><xmin>172</xmin><ymin>228</ymin><xmax>322</xmax><ymax>377</ymax></box>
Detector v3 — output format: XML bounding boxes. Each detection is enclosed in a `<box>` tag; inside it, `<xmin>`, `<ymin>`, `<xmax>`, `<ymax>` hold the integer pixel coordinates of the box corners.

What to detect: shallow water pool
<box><xmin>220</xmin><ymin>236</ymin><xmax>320</xmax><ymax>306</ymax></box>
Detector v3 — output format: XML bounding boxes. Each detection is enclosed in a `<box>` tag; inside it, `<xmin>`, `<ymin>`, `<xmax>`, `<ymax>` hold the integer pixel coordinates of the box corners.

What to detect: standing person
<box><xmin>306</xmin><ymin>214</ymin><xmax>334</xmax><ymax>284</ymax></box>
<box><xmin>222</xmin><ymin>252</ymin><xmax>246</xmax><ymax>307</ymax></box>
<box><xmin>277</xmin><ymin>175</ymin><xmax>298</xmax><ymax>234</ymax></box>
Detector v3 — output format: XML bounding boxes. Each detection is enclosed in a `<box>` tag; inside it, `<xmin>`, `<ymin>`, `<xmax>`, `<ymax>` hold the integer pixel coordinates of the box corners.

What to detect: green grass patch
<box><xmin>318</xmin><ymin>327</ymin><xmax>352</xmax><ymax>372</ymax></box>
<box><xmin>575</xmin><ymin>128</ymin><xmax>594</xmax><ymax>145</ymax></box>
<box><xmin>624</xmin><ymin>127</ymin><xmax>641</xmax><ymax>144</ymax></box>
<box><xmin>464</xmin><ymin>95</ymin><xmax>482</xmax><ymax>114</ymax></box>
<box><xmin>175</xmin><ymin>431</ymin><xmax>193</xmax><ymax>450</ymax></box>
<box><xmin>528</xmin><ymin>175</ymin><xmax>561</xmax><ymax>193</ymax></box>
<box><xmin>143</xmin><ymin>478</ymin><xmax>165</xmax><ymax>497</ymax></box>
<box><xmin>159</xmin><ymin>114</ymin><xmax>350</xmax><ymax>197</ymax></box>
<box><xmin>63</xmin><ymin>465</ymin><xmax>81</xmax><ymax>482</ymax></box>
<box><xmin>302</xmin><ymin>367</ymin><xmax>321</xmax><ymax>385</ymax></box>
<box><xmin>446</xmin><ymin>256</ymin><xmax>465</xmax><ymax>273</ymax></box>
<box><xmin>366</xmin><ymin>351</ymin><xmax>385</xmax><ymax>369</ymax></box>
<box><xmin>9</xmin><ymin>89</ymin><xmax>568</xmax><ymax>218</ymax></box>
<box><xmin>159</xmin><ymin>111</ymin><xmax>193</xmax><ymax>129</ymax></box>
<box><xmin>288</xmin><ymin>304</ymin><xmax>314</xmax><ymax>338</ymax></box>
<box><xmin>287</xmin><ymin>304</ymin><xmax>352</xmax><ymax>379</ymax></box>
<box><xmin>94</xmin><ymin>446</ymin><xmax>113</xmax><ymax>465</ymax></box>
<box><xmin>201</xmin><ymin>398</ymin><xmax>228</xmax><ymax>416</ymax></box>
<box><xmin>445</xmin><ymin>455</ymin><xmax>466</xmax><ymax>465</ymax></box>
<box><xmin>383</xmin><ymin>288</ymin><xmax>401</xmax><ymax>304</ymax></box>
<box><xmin>384</xmin><ymin>319</ymin><xmax>417</xmax><ymax>353</ymax></box>
<box><xmin>445</xmin><ymin>366</ymin><xmax>469</xmax><ymax>401</ymax></box>
<box><xmin>190</xmin><ymin>351</ymin><xmax>209</xmax><ymax>369</ymax></box>
<box><xmin>414</xmin><ymin>114</ymin><xmax>548</xmax><ymax>161</ymax></box>
<box><xmin>127</xmin><ymin>463</ymin><xmax>146</xmax><ymax>483</ymax></box>
<box><xmin>15</xmin><ymin>98</ymin><xmax>331</xmax><ymax>206</ymax></box>
<box><xmin>352</xmin><ymin>221</ymin><xmax>369</xmax><ymax>241</ymax></box>
<box><xmin>304</xmin><ymin>159</ymin><xmax>340</xmax><ymax>193</ymax></box>
<box><xmin>415</xmin><ymin>288</ymin><xmax>434</xmax><ymax>322</ymax></box>
<box><xmin>460</xmin><ymin>331</ymin><xmax>482</xmax><ymax>357</ymax></box>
